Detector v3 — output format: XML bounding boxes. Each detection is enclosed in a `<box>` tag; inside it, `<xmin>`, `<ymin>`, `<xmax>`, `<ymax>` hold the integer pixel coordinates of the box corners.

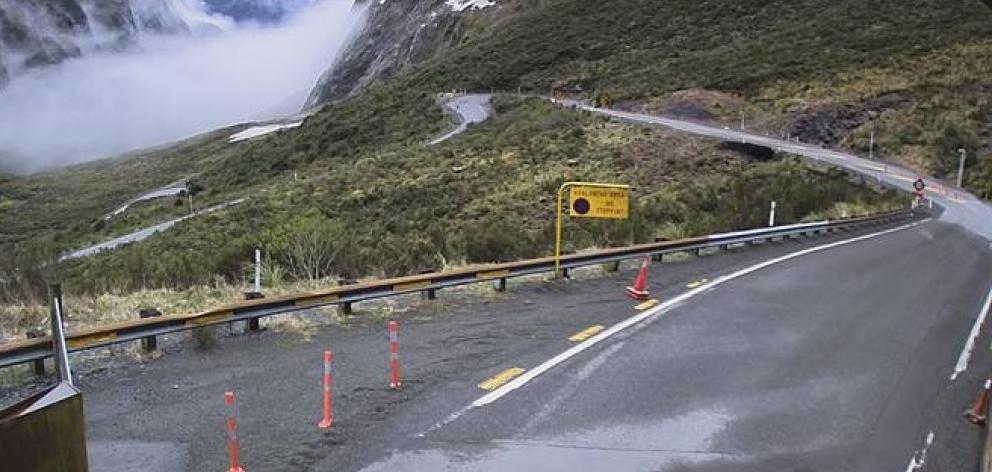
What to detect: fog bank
<box><xmin>0</xmin><ymin>0</ymin><xmax>364</xmax><ymax>173</ymax></box>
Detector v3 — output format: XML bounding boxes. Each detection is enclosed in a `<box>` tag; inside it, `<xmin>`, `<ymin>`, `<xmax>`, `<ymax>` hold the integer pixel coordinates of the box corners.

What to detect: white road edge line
<box><xmin>420</xmin><ymin>218</ymin><xmax>931</xmax><ymax>435</ymax></box>
<box><xmin>472</xmin><ymin>218</ymin><xmax>930</xmax><ymax>408</ymax></box>
<box><xmin>950</xmin><ymin>283</ymin><xmax>992</xmax><ymax>381</ymax></box>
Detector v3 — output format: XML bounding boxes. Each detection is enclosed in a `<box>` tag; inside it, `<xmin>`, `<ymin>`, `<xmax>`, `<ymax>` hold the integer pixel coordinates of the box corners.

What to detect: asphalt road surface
<box><xmin>62</xmin><ymin>198</ymin><xmax>245</xmax><ymax>261</ymax></box>
<box><xmin>75</xmin><ymin>213</ymin><xmax>992</xmax><ymax>471</ymax></box>
<box><xmin>66</xmin><ymin>97</ymin><xmax>992</xmax><ymax>471</ymax></box>
<box><xmin>104</xmin><ymin>178</ymin><xmax>190</xmax><ymax>220</ymax></box>
<box><xmin>365</xmin><ymin>218</ymin><xmax>991</xmax><ymax>472</ymax></box>
<box><xmin>428</xmin><ymin>94</ymin><xmax>492</xmax><ymax>145</ymax></box>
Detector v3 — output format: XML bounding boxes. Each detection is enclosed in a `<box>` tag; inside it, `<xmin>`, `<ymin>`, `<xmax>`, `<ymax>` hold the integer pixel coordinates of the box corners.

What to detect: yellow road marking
<box><xmin>478</xmin><ymin>367</ymin><xmax>526</xmax><ymax>391</ymax></box>
<box><xmin>393</xmin><ymin>280</ymin><xmax>432</xmax><ymax>292</ymax></box>
<box><xmin>686</xmin><ymin>278</ymin><xmax>709</xmax><ymax>289</ymax></box>
<box><xmin>67</xmin><ymin>332</ymin><xmax>117</xmax><ymax>349</ymax></box>
<box><xmin>635</xmin><ymin>299</ymin><xmax>659</xmax><ymax>310</ymax></box>
<box><xmin>568</xmin><ymin>325</ymin><xmax>604</xmax><ymax>342</ymax></box>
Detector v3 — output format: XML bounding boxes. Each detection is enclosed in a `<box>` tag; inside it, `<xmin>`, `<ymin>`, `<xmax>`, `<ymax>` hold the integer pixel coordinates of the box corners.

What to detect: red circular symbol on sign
<box><xmin>573</xmin><ymin>198</ymin><xmax>591</xmax><ymax>215</ymax></box>
<box><xmin>913</xmin><ymin>179</ymin><xmax>926</xmax><ymax>191</ymax></box>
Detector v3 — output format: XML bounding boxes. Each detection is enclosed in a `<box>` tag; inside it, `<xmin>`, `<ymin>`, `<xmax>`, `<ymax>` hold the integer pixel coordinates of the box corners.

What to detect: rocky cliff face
<box><xmin>308</xmin><ymin>0</ymin><xmax>518</xmax><ymax>104</ymax></box>
<box><xmin>307</xmin><ymin>0</ymin><xmax>463</xmax><ymax>104</ymax></box>
<box><xmin>0</xmin><ymin>0</ymin><xmax>209</xmax><ymax>88</ymax></box>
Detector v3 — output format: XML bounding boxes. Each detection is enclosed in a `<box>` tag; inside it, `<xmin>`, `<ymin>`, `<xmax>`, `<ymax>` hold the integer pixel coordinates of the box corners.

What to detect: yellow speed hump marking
<box><xmin>569</xmin><ymin>325</ymin><xmax>605</xmax><ymax>342</ymax></box>
<box><xmin>478</xmin><ymin>367</ymin><xmax>526</xmax><ymax>391</ymax></box>
<box><xmin>686</xmin><ymin>278</ymin><xmax>709</xmax><ymax>289</ymax></box>
<box><xmin>635</xmin><ymin>299</ymin><xmax>659</xmax><ymax>311</ymax></box>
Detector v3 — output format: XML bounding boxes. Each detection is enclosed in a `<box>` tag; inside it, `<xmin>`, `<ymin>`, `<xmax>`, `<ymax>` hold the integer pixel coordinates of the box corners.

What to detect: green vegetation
<box><xmin>3</xmin><ymin>0</ymin><xmax>953</xmax><ymax>309</ymax></box>
<box><xmin>0</xmin><ymin>97</ymin><xmax>902</xmax><ymax>303</ymax></box>
<box><xmin>408</xmin><ymin>0</ymin><xmax>992</xmax><ymax>192</ymax></box>
<box><xmin>415</xmin><ymin>0</ymin><xmax>988</xmax><ymax>96</ymax></box>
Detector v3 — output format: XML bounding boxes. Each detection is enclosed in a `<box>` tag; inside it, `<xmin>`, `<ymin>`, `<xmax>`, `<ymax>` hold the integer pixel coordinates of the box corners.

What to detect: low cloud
<box><xmin>0</xmin><ymin>0</ymin><xmax>363</xmax><ymax>173</ymax></box>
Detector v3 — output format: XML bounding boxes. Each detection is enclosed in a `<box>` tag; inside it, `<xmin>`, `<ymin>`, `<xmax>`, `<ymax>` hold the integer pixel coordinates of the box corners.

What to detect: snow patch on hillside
<box><xmin>446</xmin><ymin>0</ymin><xmax>496</xmax><ymax>12</ymax></box>
<box><xmin>229</xmin><ymin>121</ymin><xmax>303</xmax><ymax>142</ymax></box>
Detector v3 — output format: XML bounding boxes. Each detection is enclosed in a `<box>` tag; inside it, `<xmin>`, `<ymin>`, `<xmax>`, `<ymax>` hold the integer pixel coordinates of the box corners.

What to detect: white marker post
<box><xmin>957</xmin><ymin>148</ymin><xmax>967</xmax><ymax>188</ymax></box>
<box><xmin>253</xmin><ymin>249</ymin><xmax>261</xmax><ymax>294</ymax></box>
<box><xmin>769</xmin><ymin>201</ymin><xmax>777</xmax><ymax>227</ymax></box>
<box><xmin>868</xmin><ymin>130</ymin><xmax>874</xmax><ymax>160</ymax></box>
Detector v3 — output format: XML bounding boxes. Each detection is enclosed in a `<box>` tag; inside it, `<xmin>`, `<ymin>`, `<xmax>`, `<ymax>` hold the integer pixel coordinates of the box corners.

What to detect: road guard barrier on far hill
<box><xmin>0</xmin><ymin>210</ymin><xmax>918</xmax><ymax>369</ymax></box>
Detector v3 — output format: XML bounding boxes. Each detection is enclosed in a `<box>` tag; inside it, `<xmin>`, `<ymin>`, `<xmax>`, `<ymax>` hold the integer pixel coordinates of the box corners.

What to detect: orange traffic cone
<box><xmin>964</xmin><ymin>379</ymin><xmax>991</xmax><ymax>425</ymax></box>
<box><xmin>625</xmin><ymin>256</ymin><xmax>651</xmax><ymax>301</ymax></box>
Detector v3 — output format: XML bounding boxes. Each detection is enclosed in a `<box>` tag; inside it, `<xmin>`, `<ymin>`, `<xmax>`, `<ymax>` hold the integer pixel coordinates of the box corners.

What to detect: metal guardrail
<box><xmin>0</xmin><ymin>210</ymin><xmax>916</xmax><ymax>369</ymax></box>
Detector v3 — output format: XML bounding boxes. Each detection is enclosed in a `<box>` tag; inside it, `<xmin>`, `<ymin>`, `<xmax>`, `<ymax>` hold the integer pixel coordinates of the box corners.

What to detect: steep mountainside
<box><xmin>310</xmin><ymin>0</ymin><xmax>531</xmax><ymax>103</ymax></box>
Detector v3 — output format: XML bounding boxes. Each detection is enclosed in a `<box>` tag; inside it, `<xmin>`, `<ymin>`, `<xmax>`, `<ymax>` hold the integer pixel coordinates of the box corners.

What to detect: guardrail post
<box><xmin>340</xmin><ymin>302</ymin><xmax>353</xmax><ymax>316</ymax></box>
<box><xmin>243</xmin><ymin>292</ymin><xmax>264</xmax><ymax>332</ymax></box>
<box><xmin>495</xmin><ymin>278</ymin><xmax>507</xmax><ymax>292</ymax></box>
<box><xmin>420</xmin><ymin>270</ymin><xmax>437</xmax><ymax>301</ymax></box>
<box><xmin>652</xmin><ymin>238</ymin><xmax>667</xmax><ymax>262</ymax></box>
<box><xmin>138</xmin><ymin>308</ymin><xmax>162</xmax><ymax>351</ymax></box>
<box><xmin>25</xmin><ymin>329</ymin><xmax>46</xmax><ymax>376</ymax></box>
<box><xmin>48</xmin><ymin>284</ymin><xmax>73</xmax><ymax>385</ymax></box>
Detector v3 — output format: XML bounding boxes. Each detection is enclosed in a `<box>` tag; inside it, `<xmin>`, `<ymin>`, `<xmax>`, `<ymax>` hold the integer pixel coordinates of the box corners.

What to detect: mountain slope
<box><xmin>4</xmin><ymin>0</ymin><xmax>981</xmax><ymax>303</ymax></box>
<box><xmin>318</xmin><ymin>0</ymin><xmax>992</xmax><ymax>190</ymax></box>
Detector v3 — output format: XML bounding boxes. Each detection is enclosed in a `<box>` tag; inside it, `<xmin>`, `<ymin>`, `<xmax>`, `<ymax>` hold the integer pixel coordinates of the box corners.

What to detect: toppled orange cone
<box><xmin>964</xmin><ymin>378</ymin><xmax>991</xmax><ymax>426</ymax></box>
<box><xmin>625</xmin><ymin>256</ymin><xmax>651</xmax><ymax>301</ymax></box>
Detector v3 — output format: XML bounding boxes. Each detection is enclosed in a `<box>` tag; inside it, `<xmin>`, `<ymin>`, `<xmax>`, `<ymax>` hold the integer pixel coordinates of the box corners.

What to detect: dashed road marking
<box><xmin>634</xmin><ymin>299</ymin><xmax>659</xmax><ymax>310</ymax></box>
<box><xmin>478</xmin><ymin>367</ymin><xmax>526</xmax><ymax>391</ymax></box>
<box><xmin>904</xmin><ymin>431</ymin><xmax>934</xmax><ymax>471</ymax></box>
<box><xmin>686</xmin><ymin>279</ymin><xmax>709</xmax><ymax>289</ymax></box>
<box><xmin>420</xmin><ymin>219</ymin><xmax>931</xmax><ymax>436</ymax></box>
<box><xmin>569</xmin><ymin>325</ymin><xmax>605</xmax><ymax>342</ymax></box>
<box><xmin>951</xmin><ymin>283</ymin><xmax>992</xmax><ymax>380</ymax></box>
<box><xmin>469</xmin><ymin>218</ymin><xmax>930</xmax><ymax>409</ymax></box>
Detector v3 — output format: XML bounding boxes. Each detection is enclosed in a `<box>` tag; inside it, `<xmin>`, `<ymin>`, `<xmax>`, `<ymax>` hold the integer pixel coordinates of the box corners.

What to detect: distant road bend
<box><xmin>103</xmin><ymin>178</ymin><xmax>189</xmax><ymax>220</ymax></box>
<box><xmin>62</xmin><ymin>198</ymin><xmax>245</xmax><ymax>261</ymax></box>
<box><xmin>428</xmin><ymin>93</ymin><xmax>492</xmax><ymax>145</ymax></box>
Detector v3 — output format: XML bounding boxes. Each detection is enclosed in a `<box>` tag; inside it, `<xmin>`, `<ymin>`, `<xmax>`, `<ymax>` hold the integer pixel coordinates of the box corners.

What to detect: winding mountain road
<box><xmin>103</xmin><ymin>178</ymin><xmax>190</xmax><ymax>220</ymax></box>
<box><xmin>353</xmin><ymin>97</ymin><xmax>992</xmax><ymax>470</ymax></box>
<box><xmin>428</xmin><ymin>94</ymin><xmax>492</xmax><ymax>145</ymax></box>
<box><xmin>76</xmin><ymin>96</ymin><xmax>992</xmax><ymax>472</ymax></box>
<box><xmin>562</xmin><ymin>99</ymin><xmax>992</xmax><ymax>239</ymax></box>
<box><xmin>63</xmin><ymin>198</ymin><xmax>245</xmax><ymax>261</ymax></box>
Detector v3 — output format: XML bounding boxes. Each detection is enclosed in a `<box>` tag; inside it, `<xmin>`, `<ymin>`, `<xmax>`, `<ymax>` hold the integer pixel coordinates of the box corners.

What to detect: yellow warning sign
<box><xmin>569</xmin><ymin>186</ymin><xmax>629</xmax><ymax>219</ymax></box>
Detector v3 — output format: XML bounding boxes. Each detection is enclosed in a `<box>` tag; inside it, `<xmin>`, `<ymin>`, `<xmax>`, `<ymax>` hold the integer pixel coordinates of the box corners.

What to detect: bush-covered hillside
<box><xmin>0</xmin><ymin>96</ymin><xmax>903</xmax><ymax>302</ymax></box>
<box><xmin>399</xmin><ymin>0</ymin><xmax>992</xmax><ymax>192</ymax></box>
<box><xmin>4</xmin><ymin>0</ymin><xmax>966</xmax><ymax>305</ymax></box>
